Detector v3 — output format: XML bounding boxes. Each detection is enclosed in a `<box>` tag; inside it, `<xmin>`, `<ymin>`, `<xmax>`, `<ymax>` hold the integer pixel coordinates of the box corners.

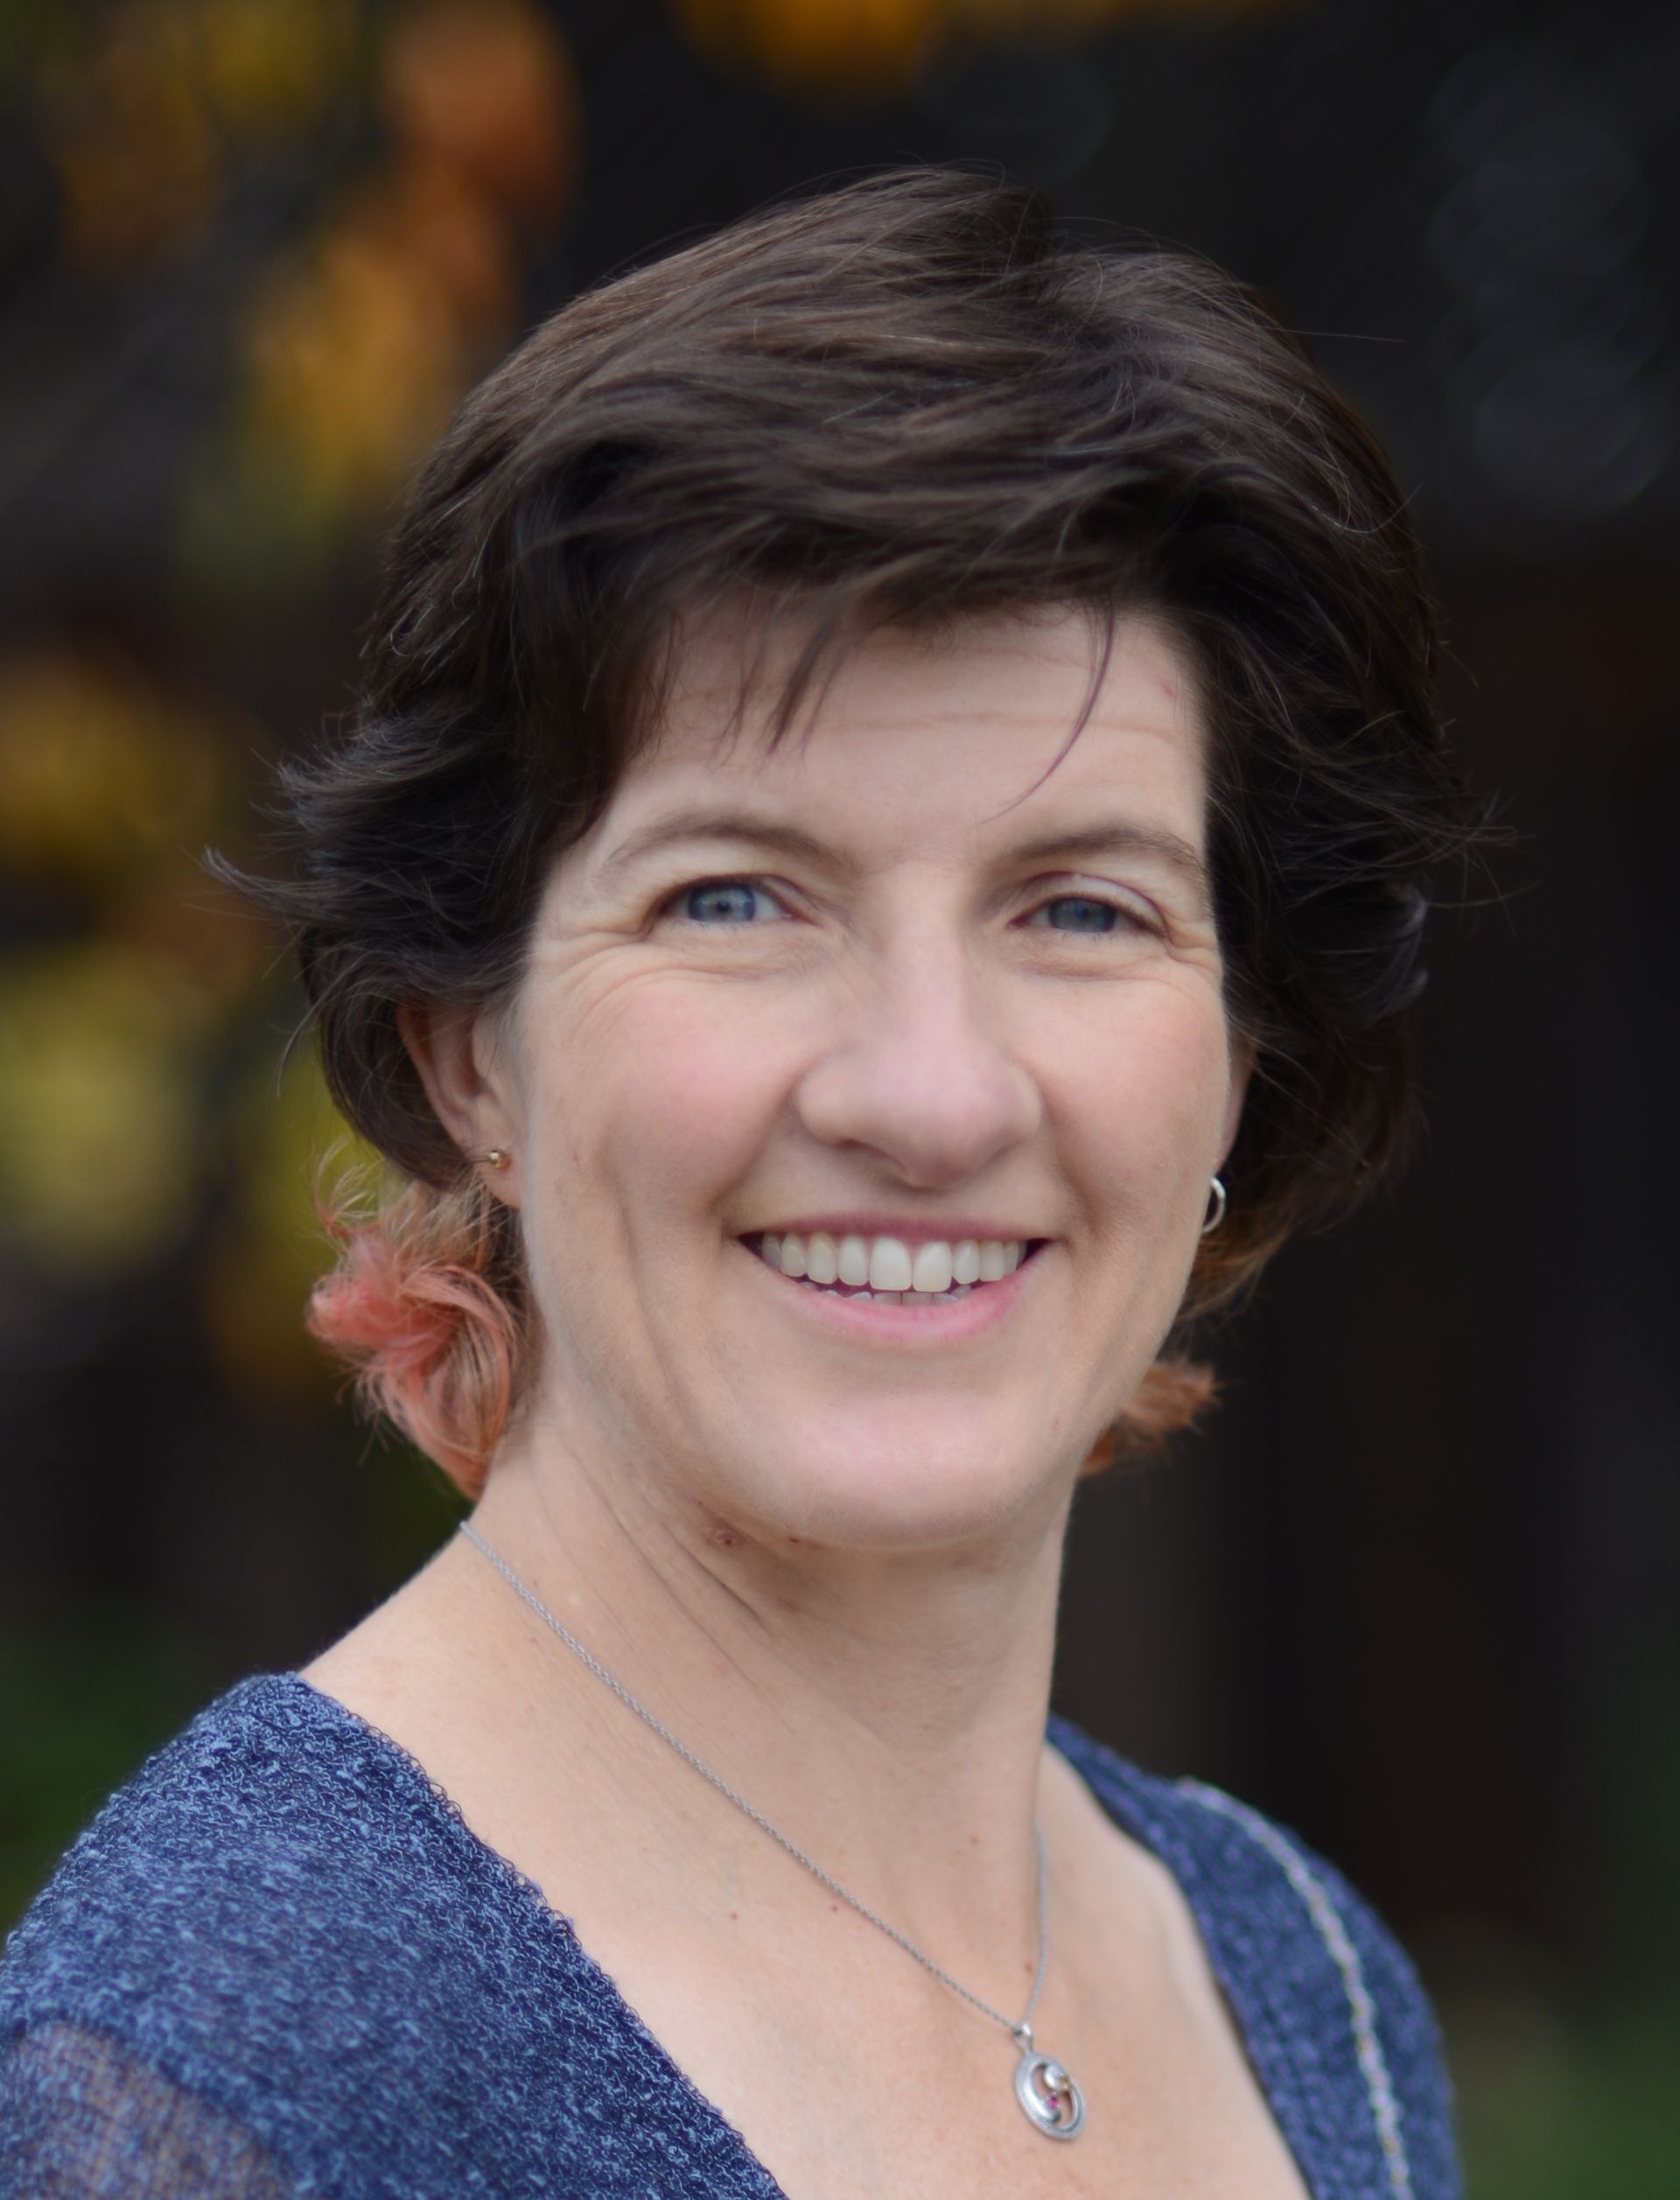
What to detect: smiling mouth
<box><xmin>744</xmin><ymin>1231</ymin><xmax>1046</xmax><ymax>1307</ymax></box>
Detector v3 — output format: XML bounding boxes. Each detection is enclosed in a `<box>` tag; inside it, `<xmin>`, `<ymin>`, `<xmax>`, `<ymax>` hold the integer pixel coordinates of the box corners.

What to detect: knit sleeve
<box><xmin>0</xmin><ymin>2021</ymin><xmax>303</xmax><ymax>2200</ymax></box>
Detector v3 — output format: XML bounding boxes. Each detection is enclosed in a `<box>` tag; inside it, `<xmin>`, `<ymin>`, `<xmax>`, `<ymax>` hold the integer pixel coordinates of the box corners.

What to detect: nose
<box><xmin>792</xmin><ymin>926</ymin><xmax>1041</xmax><ymax>1188</ymax></box>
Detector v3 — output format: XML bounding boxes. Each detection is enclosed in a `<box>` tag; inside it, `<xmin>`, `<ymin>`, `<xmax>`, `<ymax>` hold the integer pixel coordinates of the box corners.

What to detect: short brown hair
<box><xmin>234</xmin><ymin>166</ymin><xmax>1476</xmax><ymax>1484</ymax></box>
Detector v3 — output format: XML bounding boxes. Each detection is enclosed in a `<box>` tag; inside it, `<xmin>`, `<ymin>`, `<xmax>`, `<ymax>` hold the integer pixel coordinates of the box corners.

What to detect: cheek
<box><xmin>535</xmin><ymin>973</ymin><xmax>794</xmax><ymax>1237</ymax></box>
<box><xmin>1045</xmin><ymin>978</ymin><xmax>1233</xmax><ymax>1212</ymax></box>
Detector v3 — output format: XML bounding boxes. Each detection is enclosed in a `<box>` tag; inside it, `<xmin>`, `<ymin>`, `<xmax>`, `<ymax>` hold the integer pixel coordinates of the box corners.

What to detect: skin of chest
<box><xmin>304</xmin><ymin>1615</ymin><xmax>1311</xmax><ymax>2200</ymax></box>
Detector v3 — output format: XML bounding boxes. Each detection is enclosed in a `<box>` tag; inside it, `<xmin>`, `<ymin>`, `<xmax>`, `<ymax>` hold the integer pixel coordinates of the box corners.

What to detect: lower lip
<box><xmin>736</xmin><ymin>1241</ymin><xmax>1045</xmax><ymax>1344</ymax></box>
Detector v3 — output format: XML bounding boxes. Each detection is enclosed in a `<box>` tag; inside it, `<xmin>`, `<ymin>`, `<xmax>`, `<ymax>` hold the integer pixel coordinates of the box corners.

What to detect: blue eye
<box><xmin>676</xmin><ymin>879</ymin><xmax>777</xmax><ymax>924</ymax></box>
<box><xmin>1035</xmin><ymin>895</ymin><xmax>1122</xmax><ymax>934</ymax></box>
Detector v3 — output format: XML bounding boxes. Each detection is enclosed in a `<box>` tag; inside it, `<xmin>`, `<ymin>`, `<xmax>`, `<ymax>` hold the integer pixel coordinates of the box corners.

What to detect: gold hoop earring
<box><xmin>1200</xmin><ymin>1174</ymin><xmax>1228</xmax><ymax>1235</ymax></box>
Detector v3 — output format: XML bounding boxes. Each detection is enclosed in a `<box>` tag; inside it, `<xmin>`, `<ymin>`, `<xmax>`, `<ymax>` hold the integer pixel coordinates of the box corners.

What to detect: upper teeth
<box><xmin>756</xmin><ymin>1233</ymin><xmax>1026</xmax><ymax>1292</ymax></box>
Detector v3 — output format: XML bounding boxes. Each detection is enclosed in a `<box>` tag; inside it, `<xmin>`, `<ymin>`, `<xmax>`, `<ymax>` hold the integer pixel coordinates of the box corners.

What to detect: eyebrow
<box><xmin>594</xmin><ymin>806</ymin><xmax>1209</xmax><ymax>896</ymax></box>
<box><xmin>594</xmin><ymin>809</ymin><xmax>861</xmax><ymax>886</ymax></box>
<box><xmin>1003</xmin><ymin>820</ymin><xmax>1210</xmax><ymax>895</ymax></box>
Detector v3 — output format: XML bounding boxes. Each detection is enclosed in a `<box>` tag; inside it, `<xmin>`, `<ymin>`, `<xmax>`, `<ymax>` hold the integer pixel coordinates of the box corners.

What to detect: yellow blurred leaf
<box><xmin>0</xmin><ymin>654</ymin><xmax>238</xmax><ymax>893</ymax></box>
<box><xmin>201</xmin><ymin>1041</ymin><xmax>382</xmax><ymax>1405</ymax></box>
<box><xmin>195</xmin><ymin>0</ymin><xmax>360</xmax><ymax>146</ymax></box>
<box><xmin>0</xmin><ymin>942</ymin><xmax>205</xmax><ymax>1279</ymax></box>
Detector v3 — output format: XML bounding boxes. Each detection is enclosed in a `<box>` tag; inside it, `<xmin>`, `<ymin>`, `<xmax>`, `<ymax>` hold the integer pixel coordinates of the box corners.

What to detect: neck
<box><xmin>455</xmin><ymin>1408</ymin><xmax>1075</xmax><ymax>1961</ymax></box>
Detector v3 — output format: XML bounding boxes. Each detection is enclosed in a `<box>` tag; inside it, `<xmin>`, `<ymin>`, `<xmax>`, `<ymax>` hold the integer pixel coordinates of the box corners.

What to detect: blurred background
<box><xmin>0</xmin><ymin>1</ymin><xmax>1675</xmax><ymax>2190</ymax></box>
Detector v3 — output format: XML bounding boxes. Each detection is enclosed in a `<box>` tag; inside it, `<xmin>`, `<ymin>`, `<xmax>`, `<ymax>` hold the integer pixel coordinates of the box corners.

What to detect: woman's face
<box><xmin>483</xmin><ymin>606</ymin><xmax>1244</xmax><ymax>1550</ymax></box>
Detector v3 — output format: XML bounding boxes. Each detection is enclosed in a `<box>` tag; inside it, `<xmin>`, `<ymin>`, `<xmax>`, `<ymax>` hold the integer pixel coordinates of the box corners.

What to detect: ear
<box><xmin>397</xmin><ymin>998</ymin><xmax>522</xmax><ymax>1202</ymax></box>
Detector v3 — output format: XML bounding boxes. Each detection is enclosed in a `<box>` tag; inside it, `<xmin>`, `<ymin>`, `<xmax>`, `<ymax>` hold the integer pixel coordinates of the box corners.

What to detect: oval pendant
<box><xmin>1014</xmin><ymin>2049</ymin><xmax>1085</xmax><ymax>2140</ymax></box>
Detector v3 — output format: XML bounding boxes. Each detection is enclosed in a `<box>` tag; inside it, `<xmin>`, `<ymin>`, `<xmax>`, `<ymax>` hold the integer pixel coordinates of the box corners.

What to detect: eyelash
<box><xmin>659</xmin><ymin>876</ymin><xmax>1157</xmax><ymax>937</ymax></box>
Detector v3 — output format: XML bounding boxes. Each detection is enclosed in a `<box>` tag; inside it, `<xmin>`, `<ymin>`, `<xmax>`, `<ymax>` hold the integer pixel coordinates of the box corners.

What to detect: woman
<box><xmin>0</xmin><ymin>169</ymin><xmax>1472</xmax><ymax>2197</ymax></box>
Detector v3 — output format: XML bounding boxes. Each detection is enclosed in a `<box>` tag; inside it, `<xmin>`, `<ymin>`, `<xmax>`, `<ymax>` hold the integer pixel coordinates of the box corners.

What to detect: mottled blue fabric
<box><xmin>0</xmin><ymin>1674</ymin><xmax>1460</xmax><ymax>2197</ymax></box>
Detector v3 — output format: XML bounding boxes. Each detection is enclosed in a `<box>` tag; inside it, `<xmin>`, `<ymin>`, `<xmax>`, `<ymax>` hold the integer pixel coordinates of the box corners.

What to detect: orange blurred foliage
<box><xmin>48</xmin><ymin>6</ymin><xmax>220</xmax><ymax>270</ymax></box>
<box><xmin>192</xmin><ymin>0</ymin><xmax>578</xmax><ymax>557</ymax></box>
<box><xmin>0</xmin><ymin>648</ymin><xmax>269</xmax><ymax>1019</ymax></box>
<box><xmin>382</xmin><ymin>0</ymin><xmax>580</xmax><ymax>227</ymax></box>
<box><xmin>670</xmin><ymin>0</ymin><xmax>1306</xmax><ymax>92</ymax></box>
<box><xmin>671</xmin><ymin>0</ymin><xmax>945</xmax><ymax>91</ymax></box>
<box><xmin>108</xmin><ymin>869</ymin><xmax>273</xmax><ymax>1012</ymax></box>
<box><xmin>349</xmin><ymin>154</ymin><xmax>524</xmax><ymax>340</ymax></box>
<box><xmin>240</xmin><ymin>221</ymin><xmax>466</xmax><ymax>536</ymax></box>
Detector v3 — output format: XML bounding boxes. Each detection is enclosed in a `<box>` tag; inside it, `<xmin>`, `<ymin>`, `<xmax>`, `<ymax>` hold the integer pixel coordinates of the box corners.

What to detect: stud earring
<box><xmin>481</xmin><ymin>1148</ymin><xmax>511</xmax><ymax>1171</ymax></box>
<box><xmin>1200</xmin><ymin>1174</ymin><xmax>1228</xmax><ymax>1235</ymax></box>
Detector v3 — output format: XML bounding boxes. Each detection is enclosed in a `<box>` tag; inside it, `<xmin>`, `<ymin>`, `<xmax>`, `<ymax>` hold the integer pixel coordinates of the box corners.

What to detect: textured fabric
<box><xmin>0</xmin><ymin>1674</ymin><xmax>1461</xmax><ymax>2198</ymax></box>
<box><xmin>0</xmin><ymin>2024</ymin><xmax>297</xmax><ymax>2199</ymax></box>
<box><xmin>1047</xmin><ymin>1720</ymin><xmax>1460</xmax><ymax>2200</ymax></box>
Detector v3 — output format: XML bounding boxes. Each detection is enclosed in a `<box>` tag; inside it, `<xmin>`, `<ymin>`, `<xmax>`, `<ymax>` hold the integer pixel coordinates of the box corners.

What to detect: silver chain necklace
<box><xmin>458</xmin><ymin>1522</ymin><xmax>1086</xmax><ymax>2140</ymax></box>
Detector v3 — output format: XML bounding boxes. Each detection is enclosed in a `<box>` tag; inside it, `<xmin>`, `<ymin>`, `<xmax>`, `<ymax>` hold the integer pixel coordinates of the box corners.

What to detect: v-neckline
<box><xmin>279</xmin><ymin>1671</ymin><xmax>791</xmax><ymax>2194</ymax></box>
<box><xmin>271</xmin><ymin>1671</ymin><xmax>1320</xmax><ymax>2200</ymax></box>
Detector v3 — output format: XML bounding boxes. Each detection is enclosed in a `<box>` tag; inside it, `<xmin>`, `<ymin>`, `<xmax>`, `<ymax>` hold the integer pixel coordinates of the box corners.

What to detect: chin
<box><xmin>718</xmin><ymin>1406</ymin><xmax>1068</xmax><ymax>1552</ymax></box>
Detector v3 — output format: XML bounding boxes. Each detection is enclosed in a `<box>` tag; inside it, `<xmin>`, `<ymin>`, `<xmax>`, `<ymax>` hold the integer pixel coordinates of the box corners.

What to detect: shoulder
<box><xmin>0</xmin><ymin>1674</ymin><xmax>576</xmax><ymax>2195</ymax></box>
<box><xmin>0</xmin><ymin>1675</ymin><xmax>780</xmax><ymax>2200</ymax></box>
<box><xmin>2</xmin><ymin>1674</ymin><xmax>479</xmax><ymax>2039</ymax></box>
<box><xmin>1049</xmin><ymin>1713</ymin><xmax>1463</xmax><ymax>2200</ymax></box>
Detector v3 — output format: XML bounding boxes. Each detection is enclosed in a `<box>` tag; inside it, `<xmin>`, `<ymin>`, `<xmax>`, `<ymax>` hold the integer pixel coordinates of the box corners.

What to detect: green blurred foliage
<box><xmin>357</xmin><ymin>1429</ymin><xmax>472</xmax><ymax>1590</ymax></box>
<box><xmin>0</xmin><ymin>1603</ymin><xmax>220</xmax><ymax>1932</ymax></box>
<box><xmin>1454</xmin><ymin>1994</ymin><xmax>1680</xmax><ymax>2200</ymax></box>
<box><xmin>0</xmin><ymin>1426</ymin><xmax>465</xmax><ymax>1937</ymax></box>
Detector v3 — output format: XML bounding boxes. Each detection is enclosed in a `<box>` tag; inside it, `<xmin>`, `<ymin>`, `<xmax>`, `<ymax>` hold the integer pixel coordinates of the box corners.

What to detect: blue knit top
<box><xmin>0</xmin><ymin>1673</ymin><xmax>1460</xmax><ymax>2198</ymax></box>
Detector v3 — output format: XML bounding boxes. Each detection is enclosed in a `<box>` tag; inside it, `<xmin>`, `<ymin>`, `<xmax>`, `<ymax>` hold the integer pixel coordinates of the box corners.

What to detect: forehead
<box><xmin>593</xmin><ymin>602</ymin><xmax>1208</xmax><ymax>864</ymax></box>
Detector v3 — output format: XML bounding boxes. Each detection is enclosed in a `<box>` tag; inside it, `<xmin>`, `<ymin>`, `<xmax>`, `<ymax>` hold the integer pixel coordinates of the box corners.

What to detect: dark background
<box><xmin>2</xmin><ymin>4</ymin><xmax>1676</xmax><ymax>2192</ymax></box>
